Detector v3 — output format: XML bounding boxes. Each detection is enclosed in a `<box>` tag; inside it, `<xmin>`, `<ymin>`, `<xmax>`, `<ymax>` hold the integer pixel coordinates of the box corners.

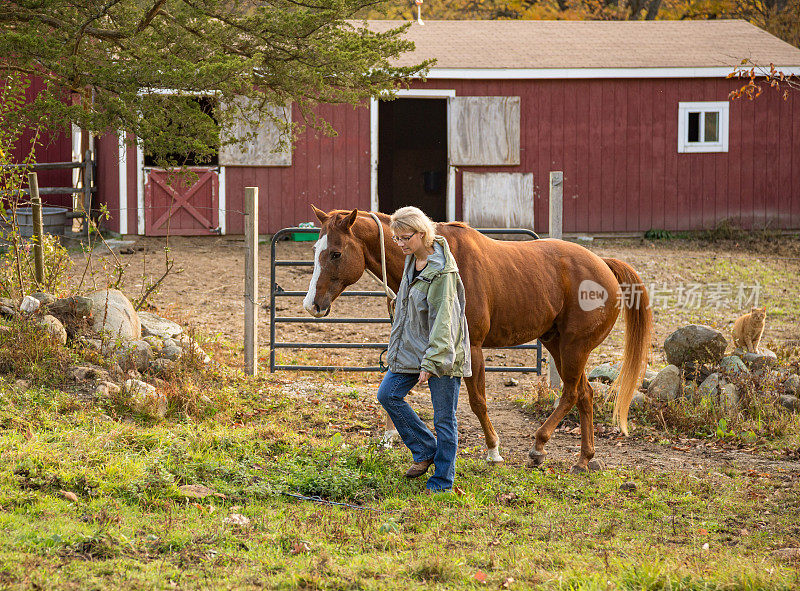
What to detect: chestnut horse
<box><xmin>303</xmin><ymin>207</ymin><xmax>652</xmax><ymax>472</ymax></box>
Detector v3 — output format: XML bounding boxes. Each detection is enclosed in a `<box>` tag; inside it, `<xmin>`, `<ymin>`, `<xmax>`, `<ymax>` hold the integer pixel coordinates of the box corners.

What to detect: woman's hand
<box><xmin>417</xmin><ymin>370</ymin><xmax>432</xmax><ymax>385</ymax></box>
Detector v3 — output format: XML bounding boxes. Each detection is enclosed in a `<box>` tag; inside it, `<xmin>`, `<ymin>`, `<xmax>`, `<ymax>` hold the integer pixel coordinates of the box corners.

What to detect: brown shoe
<box><xmin>404</xmin><ymin>458</ymin><xmax>434</xmax><ymax>478</ymax></box>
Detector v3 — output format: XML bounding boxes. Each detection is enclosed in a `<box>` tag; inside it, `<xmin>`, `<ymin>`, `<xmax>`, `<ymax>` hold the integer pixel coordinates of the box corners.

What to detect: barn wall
<box><xmin>9</xmin><ymin>77</ymin><xmax>72</xmax><ymax>208</ymax></box>
<box><xmin>224</xmin><ymin>102</ymin><xmax>371</xmax><ymax>234</ymax></box>
<box><xmin>421</xmin><ymin>77</ymin><xmax>800</xmax><ymax>233</ymax></box>
<box><xmin>95</xmin><ymin>132</ymin><xmax>120</xmax><ymax>233</ymax></box>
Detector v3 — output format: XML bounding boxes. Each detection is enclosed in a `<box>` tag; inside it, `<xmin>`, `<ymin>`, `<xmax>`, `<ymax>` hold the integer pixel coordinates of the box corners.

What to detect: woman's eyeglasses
<box><xmin>391</xmin><ymin>232</ymin><xmax>417</xmax><ymax>244</ymax></box>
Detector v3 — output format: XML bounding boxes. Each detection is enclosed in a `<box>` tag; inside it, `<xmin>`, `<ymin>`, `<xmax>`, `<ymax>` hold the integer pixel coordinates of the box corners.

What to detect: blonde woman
<box><xmin>377</xmin><ymin>206</ymin><xmax>471</xmax><ymax>492</ymax></box>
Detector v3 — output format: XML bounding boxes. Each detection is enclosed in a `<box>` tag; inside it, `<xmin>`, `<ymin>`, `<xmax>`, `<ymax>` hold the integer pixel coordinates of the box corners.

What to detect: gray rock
<box><xmin>588</xmin><ymin>362</ymin><xmax>620</xmax><ymax>384</ymax></box>
<box><xmin>629</xmin><ymin>392</ymin><xmax>647</xmax><ymax>410</ymax></box>
<box><xmin>735</xmin><ymin>347</ymin><xmax>778</xmax><ymax>372</ymax></box>
<box><xmin>115</xmin><ymin>339</ymin><xmax>153</xmax><ymax>372</ymax></box>
<box><xmin>20</xmin><ymin>295</ymin><xmax>40</xmax><ymax>314</ymax></box>
<box><xmin>161</xmin><ymin>339</ymin><xmax>182</xmax><ymax>360</ymax></box>
<box><xmin>784</xmin><ymin>374</ymin><xmax>800</xmax><ymax>396</ymax></box>
<box><xmin>664</xmin><ymin>325</ymin><xmax>728</xmax><ymax>367</ymax></box>
<box><xmin>620</xmin><ymin>481</ymin><xmax>637</xmax><ymax>492</ymax></box>
<box><xmin>70</xmin><ymin>365</ymin><xmax>110</xmax><ymax>382</ymax></box>
<box><xmin>720</xmin><ymin>383</ymin><xmax>739</xmax><ymax>409</ymax></box>
<box><xmin>682</xmin><ymin>360</ymin><xmax>712</xmax><ymax>384</ymax></box>
<box><xmin>40</xmin><ymin>314</ymin><xmax>67</xmax><ymax>345</ymax></box>
<box><xmin>0</xmin><ymin>304</ymin><xmax>15</xmax><ymax>317</ymax></box>
<box><xmin>504</xmin><ymin>377</ymin><xmax>519</xmax><ymax>387</ymax></box>
<box><xmin>592</xmin><ymin>382</ymin><xmax>611</xmax><ymax>400</ymax></box>
<box><xmin>95</xmin><ymin>381</ymin><xmax>121</xmax><ymax>397</ymax></box>
<box><xmin>125</xmin><ymin>379</ymin><xmax>167</xmax><ymax>419</ymax></box>
<box><xmin>88</xmin><ymin>289</ymin><xmax>141</xmax><ymax>340</ymax></box>
<box><xmin>699</xmin><ymin>373</ymin><xmax>720</xmax><ymax>399</ymax></box>
<box><xmin>648</xmin><ymin>365</ymin><xmax>682</xmax><ymax>401</ymax></box>
<box><xmin>719</xmin><ymin>355</ymin><xmax>750</xmax><ymax>377</ymax></box>
<box><xmin>139</xmin><ymin>311</ymin><xmax>182</xmax><ymax>339</ymax></box>
<box><xmin>641</xmin><ymin>368</ymin><xmax>658</xmax><ymax>389</ymax></box>
<box><xmin>143</xmin><ymin>335</ymin><xmax>163</xmax><ymax>352</ymax></box>
<box><xmin>779</xmin><ymin>395</ymin><xmax>800</xmax><ymax>412</ymax></box>
<box><xmin>150</xmin><ymin>358</ymin><xmax>175</xmax><ymax>373</ymax></box>
<box><xmin>49</xmin><ymin>296</ymin><xmax>93</xmax><ymax>318</ymax></box>
<box><xmin>31</xmin><ymin>292</ymin><xmax>56</xmax><ymax>306</ymax></box>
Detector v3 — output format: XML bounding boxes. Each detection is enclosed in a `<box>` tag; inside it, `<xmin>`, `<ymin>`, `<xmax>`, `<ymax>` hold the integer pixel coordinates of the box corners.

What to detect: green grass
<box><xmin>1</xmin><ymin>363</ymin><xmax>799</xmax><ymax>590</ymax></box>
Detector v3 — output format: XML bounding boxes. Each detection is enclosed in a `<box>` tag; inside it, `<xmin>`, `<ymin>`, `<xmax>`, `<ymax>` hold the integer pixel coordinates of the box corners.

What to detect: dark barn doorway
<box><xmin>378</xmin><ymin>98</ymin><xmax>447</xmax><ymax>221</ymax></box>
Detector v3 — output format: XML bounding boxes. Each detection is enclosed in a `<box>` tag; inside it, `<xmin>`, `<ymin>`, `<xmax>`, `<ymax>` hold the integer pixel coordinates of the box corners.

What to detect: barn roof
<box><xmin>364</xmin><ymin>19</ymin><xmax>800</xmax><ymax>75</ymax></box>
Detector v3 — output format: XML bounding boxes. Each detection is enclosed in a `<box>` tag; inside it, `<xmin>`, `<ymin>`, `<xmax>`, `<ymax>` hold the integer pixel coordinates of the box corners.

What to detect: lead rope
<box><xmin>368</xmin><ymin>212</ymin><xmax>397</xmax><ymax>304</ymax></box>
<box><xmin>368</xmin><ymin>212</ymin><xmax>397</xmax><ymax>373</ymax></box>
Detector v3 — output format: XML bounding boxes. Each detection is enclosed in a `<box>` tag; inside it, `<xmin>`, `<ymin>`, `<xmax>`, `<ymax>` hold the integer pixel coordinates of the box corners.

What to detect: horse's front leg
<box><xmin>465</xmin><ymin>345</ymin><xmax>503</xmax><ymax>463</ymax></box>
<box><xmin>380</xmin><ymin>409</ymin><xmax>399</xmax><ymax>447</ymax></box>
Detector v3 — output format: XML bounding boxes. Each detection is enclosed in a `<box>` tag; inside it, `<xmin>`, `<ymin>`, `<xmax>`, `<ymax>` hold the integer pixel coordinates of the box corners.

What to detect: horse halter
<box><xmin>367</xmin><ymin>212</ymin><xmax>397</xmax><ymax>306</ymax></box>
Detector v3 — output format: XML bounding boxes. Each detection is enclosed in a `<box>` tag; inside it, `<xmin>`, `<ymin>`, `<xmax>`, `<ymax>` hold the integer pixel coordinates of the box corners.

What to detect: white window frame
<box><xmin>677</xmin><ymin>101</ymin><xmax>729</xmax><ymax>153</ymax></box>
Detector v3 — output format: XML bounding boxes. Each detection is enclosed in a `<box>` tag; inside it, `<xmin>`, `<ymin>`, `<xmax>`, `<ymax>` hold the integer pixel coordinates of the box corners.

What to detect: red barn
<box><xmin>89</xmin><ymin>20</ymin><xmax>800</xmax><ymax>235</ymax></box>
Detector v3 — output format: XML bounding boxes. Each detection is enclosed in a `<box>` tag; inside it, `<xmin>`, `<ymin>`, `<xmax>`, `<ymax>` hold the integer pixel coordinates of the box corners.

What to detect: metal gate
<box><xmin>269</xmin><ymin>227</ymin><xmax>543</xmax><ymax>374</ymax></box>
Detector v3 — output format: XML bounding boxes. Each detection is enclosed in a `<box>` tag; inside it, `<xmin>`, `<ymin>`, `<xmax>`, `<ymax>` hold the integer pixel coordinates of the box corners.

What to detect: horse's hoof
<box><xmin>380</xmin><ymin>430</ymin><xmax>399</xmax><ymax>449</ymax></box>
<box><xmin>486</xmin><ymin>447</ymin><xmax>504</xmax><ymax>463</ymax></box>
<box><xmin>528</xmin><ymin>449</ymin><xmax>547</xmax><ymax>465</ymax></box>
<box><xmin>570</xmin><ymin>459</ymin><xmax>604</xmax><ymax>474</ymax></box>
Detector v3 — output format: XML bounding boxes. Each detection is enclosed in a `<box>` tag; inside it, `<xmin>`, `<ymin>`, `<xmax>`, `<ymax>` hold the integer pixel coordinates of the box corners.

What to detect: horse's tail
<box><xmin>602</xmin><ymin>257</ymin><xmax>653</xmax><ymax>436</ymax></box>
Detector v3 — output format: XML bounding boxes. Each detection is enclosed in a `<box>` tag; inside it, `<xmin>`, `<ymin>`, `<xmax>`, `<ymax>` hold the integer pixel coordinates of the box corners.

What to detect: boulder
<box><xmin>70</xmin><ymin>364</ymin><xmax>110</xmax><ymax>382</ymax></box>
<box><xmin>20</xmin><ymin>295</ymin><xmax>40</xmax><ymax>314</ymax></box>
<box><xmin>139</xmin><ymin>311</ymin><xmax>183</xmax><ymax>339</ymax></box>
<box><xmin>719</xmin><ymin>355</ymin><xmax>749</xmax><ymax>377</ymax></box>
<box><xmin>641</xmin><ymin>368</ymin><xmax>658</xmax><ymax>389</ymax></box>
<box><xmin>699</xmin><ymin>373</ymin><xmax>720</xmax><ymax>400</ymax></box>
<box><xmin>682</xmin><ymin>360</ymin><xmax>712</xmax><ymax>384</ymax></box>
<box><xmin>95</xmin><ymin>381</ymin><xmax>121</xmax><ymax>397</ymax></box>
<box><xmin>720</xmin><ymin>383</ymin><xmax>739</xmax><ymax>409</ymax></box>
<box><xmin>125</xmin><ymin>379</ymin><xmax>167</xmax><ymax>419</ymax></box>
<box><xmin>143</xmin><ymin>335</ymin><xmax>164</xmax><ymax>353</ymax></box>
<box><xmin>663</xmin><ymin>325</ymin><xmax>727</xmax><ymax>367</ymax></box>
<box><xmin>734</xmin><ymin>347</ymin><xmax>778</xmax><ymax>372</ymax></box>
<box><xmin>784</xmin><ymin>374</ymin><xmax>800</xmax><ymax>396</ymax></box>
<box><xmin>588</xmin><ymin>362</ymin><xmax>620</xmax><ymax>384</ymax></box>
<box><xmin>40</xmin><ymin>314</ymin><xmax>67</xmax><ymax>345</ymax></box>
<box><xmin>49</xmin><ymin>295</ymin><xmax>93</xmax><ymax>318</ymax></box>
<box><xmin>629</xmin><ymin>392</ymin><xmax>647</xmax><ymax>411</ymax></box>
<box><xmin>31</xmin><ymin>292</ymin><xmax>56</xmax><ymax>306</ymax></box>
<box><xmin>161</xmin><ymin>339</ymin><xmax>182</xmax><ymax>360</ymax></box>
<box><xmin>648</xmin><ymin>365</ymin><xmax>682</xmax><ymax>401</ymax></box>
<box><xmin>150</xmin><ymin>358</ymin><xmax>175</xmax><ymax>373</ymax></box>
<box><xmin>779</xmin><ymin>395</ymin><xmax>800</xmax><ymax>412</ymax></box>
<box><xmin>114</xmin><ymin>340</ymin><xmax>153</xmax><ymax>372</ymax></box>
<box><xmin>88</xmin><ymin>289</ymin><xmax>141</xmax><ymax>340</ymax></box>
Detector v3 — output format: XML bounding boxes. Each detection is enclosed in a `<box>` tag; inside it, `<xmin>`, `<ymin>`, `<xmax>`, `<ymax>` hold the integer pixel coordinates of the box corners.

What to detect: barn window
<box><xmin>677</xmin><ymin>102</ymin><xmax>729</xmax><ymax>153</ymax></box>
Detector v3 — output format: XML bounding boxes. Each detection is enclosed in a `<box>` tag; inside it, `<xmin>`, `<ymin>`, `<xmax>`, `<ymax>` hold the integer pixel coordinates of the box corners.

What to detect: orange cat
<box><xmin>732</xmin><ymin>307</ymin><xmax>766</xmax><ymax>353</ymax></box>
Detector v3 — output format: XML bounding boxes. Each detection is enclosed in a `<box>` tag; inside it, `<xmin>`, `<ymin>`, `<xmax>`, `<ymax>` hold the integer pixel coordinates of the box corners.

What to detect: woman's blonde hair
<box><xmin>389</xmin><ymin>206</ymin><xmax>437</xmax><ymax>247</ymax></box>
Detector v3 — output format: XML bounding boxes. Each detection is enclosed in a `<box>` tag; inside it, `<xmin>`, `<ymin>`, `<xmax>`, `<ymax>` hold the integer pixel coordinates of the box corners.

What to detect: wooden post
<box><xmin>244</xmin><ymin>187</ymin><xmax>259</xmax><ymax>376</ymax></box>
<box><xmin>548</xmin><ymin>171</ymin><xmax>563</xmax><ymax>394</ymax></box>
<box><xmin>28</xmin><ymin>172</ymin><xmax>45</xmax><ymax>286</ymax></box>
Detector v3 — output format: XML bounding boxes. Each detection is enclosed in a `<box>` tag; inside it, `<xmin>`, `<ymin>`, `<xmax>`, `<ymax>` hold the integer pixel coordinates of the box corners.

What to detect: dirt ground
<box><xmin>77</xmin><ymin>234</ymin><xmax>800</xmax><ymax>476</ymax></box>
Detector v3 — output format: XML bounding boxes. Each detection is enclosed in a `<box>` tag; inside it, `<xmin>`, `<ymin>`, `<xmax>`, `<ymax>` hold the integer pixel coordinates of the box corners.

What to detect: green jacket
<box><xmin>387</xmin><ymin>236</ymin><xmax>472</xmax><ymax>378</ymax></box>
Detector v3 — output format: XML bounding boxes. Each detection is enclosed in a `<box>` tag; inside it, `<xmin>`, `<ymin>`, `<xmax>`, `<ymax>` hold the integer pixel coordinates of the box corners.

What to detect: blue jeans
<box><xmin>377</xmin><ymin>370</ymin><xmax>460</xmax><ymax>491</ymax></box>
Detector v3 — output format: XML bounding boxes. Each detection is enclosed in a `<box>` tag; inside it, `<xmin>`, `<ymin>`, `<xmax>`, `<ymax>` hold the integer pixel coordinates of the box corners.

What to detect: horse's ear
<box><xmin>342</xmin><ymin>209</ymin><xmax>358</xmax><ymax>229</ymax></box>
<box><xmin>311</xmin><ymin>204</ymin><xmax>328</xmax><ymax>224</ymax></box>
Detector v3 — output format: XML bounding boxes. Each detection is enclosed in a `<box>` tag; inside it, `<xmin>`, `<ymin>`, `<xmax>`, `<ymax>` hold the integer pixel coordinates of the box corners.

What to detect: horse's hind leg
<box><xmin>530</xmin><ymin>338</ymin><xmax>594</xmax><ymax>472</ymax></box>
<box><xmin>465</xmin><ymin>346</ymin><xmax>503</xmax><ymax>463</ymax></box>
<box><xmin>572</xmin><ymin>374</ymin><xmax>597</xmax><ymax>473</ymax></box>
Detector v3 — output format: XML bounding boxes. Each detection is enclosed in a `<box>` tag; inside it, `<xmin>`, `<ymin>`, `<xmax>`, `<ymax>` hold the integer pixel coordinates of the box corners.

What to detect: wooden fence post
<box><xmin>244</xmin><ymin>187</ymin><xmax>259</xmax><ymax>376</ymax></box>
<box><xmin>548</xmin><ymin>171</ymin><xmax>563</xmax><ymax>393</ymax></box>
<box><xmin>28</xmin><ymin>172</ymin><xmax>45</xmax><ymax>286</ymax></box>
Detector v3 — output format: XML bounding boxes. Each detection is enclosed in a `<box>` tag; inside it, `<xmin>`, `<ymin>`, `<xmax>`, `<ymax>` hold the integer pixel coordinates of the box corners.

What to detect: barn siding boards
<box><xmin>462</xmin><ymin>172</ymin><xmax>534</xmax><ymax>229</ymax></box>
<box><xmin>448</xmin><ymin>96</ymin><xmax>521</xmax><ymax>166</ymax></box>
<box><xmin>218</xmin><ymin>100</ymin><xmax>292</xmax><ymax>167</ymax></box>
<box><xmin>95</xmin><ymin>132</ymin><xmax>120</xmax><ymax>233</ymax></box>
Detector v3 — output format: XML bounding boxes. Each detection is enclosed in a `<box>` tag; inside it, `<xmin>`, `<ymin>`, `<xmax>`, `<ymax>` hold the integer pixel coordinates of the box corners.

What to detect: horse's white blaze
<box><xmin>303</xmin><ymin>235</ymin><xmax>327</xmax><ymax>315</ymax></box>
<box><xmin>486</xmin><ymin>446</ymin><xmax>504</xmax><ymax>463</ymax></box>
